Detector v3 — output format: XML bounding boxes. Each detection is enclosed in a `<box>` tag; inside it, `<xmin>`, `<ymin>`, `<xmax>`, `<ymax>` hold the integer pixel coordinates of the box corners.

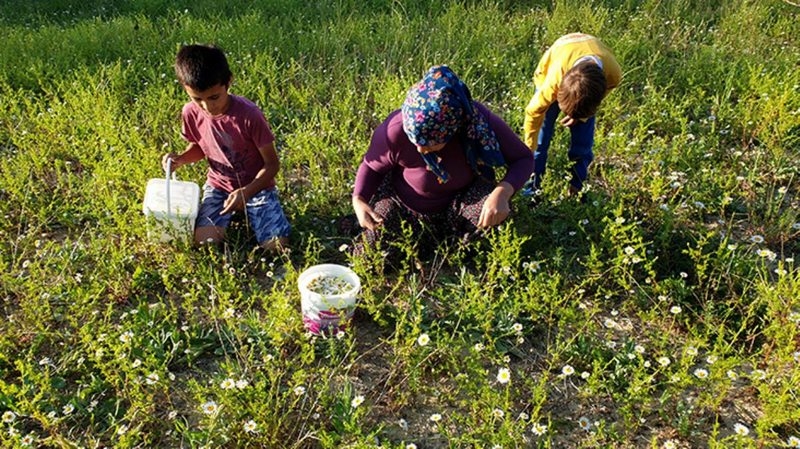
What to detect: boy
<box><xmin>522</xmin><ymin>33</ymin><xmax>621</xmax><ymax>198</ymax></box>
<box><xmin>163</xmin><ymin>44</ymin><xmax>290</xmax><ymax>252</ymax></box>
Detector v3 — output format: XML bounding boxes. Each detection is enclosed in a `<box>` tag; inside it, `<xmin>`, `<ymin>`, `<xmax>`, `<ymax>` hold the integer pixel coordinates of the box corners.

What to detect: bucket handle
<box><xmin>164</xmin><ymin>158</ymin><xmax>178</xmax><ymax>214</ymax></box>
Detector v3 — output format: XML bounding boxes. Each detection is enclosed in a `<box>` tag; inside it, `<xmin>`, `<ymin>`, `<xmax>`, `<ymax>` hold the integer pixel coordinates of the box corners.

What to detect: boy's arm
<box><xmin>220</xmin><ymin>141</ymin><xmax>280</xmax><ymax>215</ymax></box>
<box><xmin>163</xmin><ymin>142</ymin><xmax>205</xmax><ymax>173</ymax></box>
<box><xmin>523</xmin><ymin>85</ymin><xmax>557</xmax><ymax>151</ymax></box>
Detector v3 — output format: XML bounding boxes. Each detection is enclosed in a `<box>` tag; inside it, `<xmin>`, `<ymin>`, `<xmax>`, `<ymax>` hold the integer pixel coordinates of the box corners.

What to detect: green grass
<box><xmin>1</xmin><ymin>0</ymin><xmax>799</xmax><ymax>447</ymax></box>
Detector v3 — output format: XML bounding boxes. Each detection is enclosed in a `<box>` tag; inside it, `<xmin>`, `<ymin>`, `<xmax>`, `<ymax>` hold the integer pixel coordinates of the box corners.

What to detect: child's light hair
<box><xmin>557</xmin><ymin>61</ymin><xmax>606</xmax><ymax>120</ymax></box>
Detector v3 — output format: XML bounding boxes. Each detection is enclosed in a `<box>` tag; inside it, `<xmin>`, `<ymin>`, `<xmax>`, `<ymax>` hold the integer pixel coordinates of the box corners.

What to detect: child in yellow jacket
<box><xmin>522</xmin><ymin>33</ymin><xmax>621</xmax><ymax>198</ymax></box>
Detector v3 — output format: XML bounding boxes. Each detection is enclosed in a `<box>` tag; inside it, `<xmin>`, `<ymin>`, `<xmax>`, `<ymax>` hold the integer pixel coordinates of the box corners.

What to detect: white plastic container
<box><xmin>297</xmin><ymin>264</ymin><xmax>361</xmax><ymax>335</ymax></box>
<box><xmin>142</xmin><ymin>164</ymin><xmax>200</xmax><ymax>242</ymax></box>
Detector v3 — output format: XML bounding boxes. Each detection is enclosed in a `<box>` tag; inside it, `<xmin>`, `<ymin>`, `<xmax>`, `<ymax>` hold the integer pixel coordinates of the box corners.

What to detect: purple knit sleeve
<box><xmin>352</xmin><ymin>113</ymin><xmax>397</xmax><ymax>201</ymax></box>
<box><xmin>478</xmin><ymin>104</ymin><xmax>534</xmax><ymax>191</ymax></box>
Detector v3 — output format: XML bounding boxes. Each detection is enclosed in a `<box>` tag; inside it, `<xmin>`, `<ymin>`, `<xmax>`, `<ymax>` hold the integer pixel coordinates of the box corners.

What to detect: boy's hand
<box><xmin>162</xmin><ymin>153</ymin><xmax>179</xmax><ymax>173</ymax></box>
<box><xmin>560</xmin><ymin>115</ymin><xmax>576</xmax><ymax>127</ymax></box>
<box><xmin>221</xmin><ymin>188</ymin><xmax>247</xmax><ymax>215</ymax></box>
<box><xmin>567</xmin><ymin>184</ymin><xmax>580</xmax><ymax>196</ymax></box>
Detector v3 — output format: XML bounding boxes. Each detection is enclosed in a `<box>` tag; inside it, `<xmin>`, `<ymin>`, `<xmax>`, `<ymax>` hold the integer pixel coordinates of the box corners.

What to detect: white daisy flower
<box><xmin>496</xmin><ymin>368</ymin><xmax>511</xmax><ymax>384</ymax></box>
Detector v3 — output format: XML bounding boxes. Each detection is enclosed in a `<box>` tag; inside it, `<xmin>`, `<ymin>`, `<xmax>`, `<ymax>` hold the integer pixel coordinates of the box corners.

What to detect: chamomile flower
<box><xmin>492</xmin><ymin>408</ymin><xmax>505</xmax><ymax>419</ymax></box>
<box><xmin>417</xmin><ymin>333</ymin><xmax>430</xmax><ymax>346</ymax></box>
<box><xmin>2</xmin><ymin>411</ymin><xmax>15</xmax><ymax>423</ymax></box>
<box><xmin>581</xmin><ymin>371</ymin><xmax>591</xmax><ymax>379</ymax></box>
<box><xmin>496</xmin><ymin>368</ymin><xmax>511</xmax><ymax>384</ymax></box>
<box><xmin>62</xmin><ymin>404</ymin><xmax>74</xmax><ymax>415</ymax></box>
<box><xmin>658</xmin><ymin>356</ymin><xmax>671</xmax><ymax>367</ymax></box>
<box><xmin>662</xmin><ymin>440</ymin><xmax>677</xmax><ymax>449</ymax></box>
<box><xmin>293</xmin><ymin>385</ymin><xmax>306</xmax><ymax>396</ymax></box>
<box><xmin>236</xmin><ymin>379</ymin><xmax>249</xmax><ymax>389</ymax></box>
<box><xmin>220</xmin><ymin>378</ymin><xmax>236</xmax><ymax>390</ymax></box>
<box><xmin>670</xmin><ymin>305</ymin><xmax>682</xmax><ymax>314</ymax></box>
<box><xmin>473</xmin><ymin>342</ymin><xmax>485</xmax><ymax>352</ymax></box>
<box><xmin>201</xmin><ymin>401</ymin><xmax>219</xmax><ymax>416</ymax></box>
<box><xmin>512</xmin><ymin>322</ymin><xmax>523</xmax><ymax>333</ymax></box>
<box><xmin>693</xmin><ymin>368</ymin><xmax>709</xmax><ymax>379</ymax></box>
<box><xmin>749</xmin><ymin>235</ymin><xmax>765</xmax><ymax>244</ymax></box>
<box><xmin>243</xmin><ymin>419</ymin><xmax>257</xmax><ymax>433</ymax></box>
<box><xmin>116</xmin><ymin>425</ymin><xmax>128</xmax><ymax>435</ymax></box>
<box><xmin>531</xmin><ymin>422</ymin><xmax>547</xmax><ymax>436</ymax></box>
<box><xmin>351</xmin><ymin>395</ymin><xmax>365</xmax><ymax>408</ymax></box>
<box><xmin>405</xmin><ymin>444</ymin><xmax>418</xmax><ymax>449</ymax></box>
<box><xmin>145</xmin><ymin>372</ymin><xmax>159</xmax><ymax>385</ymax></box>
<box><xmin>685</xmin><ymin>346</ymin><xmax>698</xmax><ymax>356</ymax></box>
<box><xmin>786</xmin><ymin>435</ymin><xmax>800</xmax><ymax>447</ymax></box>
<box><xmin>733</xmin><ymin>422</ymin><xmax>750</xmax><ymax>436</ymax></box>
<box><xmin>561</xmin><ymin>364</ymin><xmax>575</xmax><ymax>376</ymax></box>
<box><xmin>577</xmin><ymin>416</ymin><xmax>592</xmax><ymax>431</ymax></box>
<box><xmin>429</xmin><ymin>413</ymin><xmax>442</xmax><ymax>422</ymax></box>
<box><xmin>727</xmin><ymin>370</ymin><xmax>738</xmax><ymax>380</ymax></box>
<box><xmin>119</xmin><ymin>331</ymin><xmax>134</xmax><ymax>343</ymax></box>
<box><xmin>20</xmin><ymin>433</ymin><xmax>36</xmax><ymax>446</ymax></box>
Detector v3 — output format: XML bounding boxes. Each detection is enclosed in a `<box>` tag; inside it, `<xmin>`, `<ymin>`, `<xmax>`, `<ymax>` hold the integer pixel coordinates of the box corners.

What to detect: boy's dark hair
<box><xmin>174</xmin><ymin>44</ymin><xmax>232</xmax><ymax>91</ymax></box>
<box><xmin>557</xmin><ymin>61</ymin><xmax>607</xmax><ymax>120</ymax></box>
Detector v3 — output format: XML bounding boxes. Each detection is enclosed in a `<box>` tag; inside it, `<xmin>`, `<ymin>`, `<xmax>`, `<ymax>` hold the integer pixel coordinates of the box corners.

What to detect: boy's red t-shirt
<box><xmin>181</xmin><ymin>95</ymin><xmax>275</xmax><ymax>192</ymax></box>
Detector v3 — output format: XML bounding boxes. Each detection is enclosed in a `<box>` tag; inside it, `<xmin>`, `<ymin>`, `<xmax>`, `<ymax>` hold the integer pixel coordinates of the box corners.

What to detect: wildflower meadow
<box><xmin>1</xmin><ymin>0</ymin><xmax>799</xmax><ymax>447</ymax></box>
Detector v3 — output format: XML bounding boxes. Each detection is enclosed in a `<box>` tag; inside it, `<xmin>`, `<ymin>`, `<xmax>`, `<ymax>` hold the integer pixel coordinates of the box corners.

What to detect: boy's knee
<box><xmin>260</xmin><ymin>236</ymin><xmax>289</xmax><ymax>253</ymax></box>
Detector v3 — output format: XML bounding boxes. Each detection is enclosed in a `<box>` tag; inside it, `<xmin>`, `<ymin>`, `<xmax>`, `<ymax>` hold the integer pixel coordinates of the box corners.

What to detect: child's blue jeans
<box><xmin>529</xmin><ymin>101</ymin><xmax>595</xmax><ymax>192</ymax></box>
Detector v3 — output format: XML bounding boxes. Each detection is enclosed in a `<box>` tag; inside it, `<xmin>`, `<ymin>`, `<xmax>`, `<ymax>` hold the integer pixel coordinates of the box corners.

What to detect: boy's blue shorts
<box><xmin>196</xmin><ymin>183</ymin><xmax>291</xmax><ymax>244</ymax></box>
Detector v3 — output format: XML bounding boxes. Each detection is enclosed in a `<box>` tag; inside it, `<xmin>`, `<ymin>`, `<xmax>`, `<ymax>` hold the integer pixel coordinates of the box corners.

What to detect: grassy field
<box><xmin>1</xmin><ymin>0</ymin><xmax>799</xmax><ymax>447</ymax></box>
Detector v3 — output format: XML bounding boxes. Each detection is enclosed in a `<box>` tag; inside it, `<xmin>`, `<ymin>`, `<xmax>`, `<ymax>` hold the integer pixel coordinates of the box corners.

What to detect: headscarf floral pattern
<box><xmin>401</xmin><ymin>65</ymin><xmax>505</xmax><ymax>183</ymax></box>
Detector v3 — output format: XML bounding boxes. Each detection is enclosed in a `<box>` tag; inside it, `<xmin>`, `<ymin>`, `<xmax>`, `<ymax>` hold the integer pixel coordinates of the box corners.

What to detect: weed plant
<box><xmin>1</xmin><ymin>0</ymin><xmax>799</xmax><ymax>447</ymax></box>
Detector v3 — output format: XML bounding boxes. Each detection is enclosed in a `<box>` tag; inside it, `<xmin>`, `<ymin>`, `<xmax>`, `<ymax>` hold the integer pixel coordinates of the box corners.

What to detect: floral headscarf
<box><xmin>401</xmin><ymin>65</ymin><xmax>505</xmax><ymax>184</ymax></box>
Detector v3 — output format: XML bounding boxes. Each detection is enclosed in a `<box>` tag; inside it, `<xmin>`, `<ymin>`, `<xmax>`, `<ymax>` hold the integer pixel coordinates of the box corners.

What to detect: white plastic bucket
<box><xmin>297</xmin><ymin>264</ymin><xmax>361</xmax><ymax>335</ymax></box>
<box><xmin>142</xmin><ymin>160</ymin><xmax>200</xmax><ymax>242</ymax></box>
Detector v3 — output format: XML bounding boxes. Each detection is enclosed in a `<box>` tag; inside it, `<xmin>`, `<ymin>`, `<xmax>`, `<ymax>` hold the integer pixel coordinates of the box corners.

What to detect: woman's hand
<box><xmin>352</xmin><ymin>195</ymin><xmax>383</xmax><ymax>231</ymax></box>
<box><xmin>478</xmin><ymin>182</ymin><xmax>514</xmax><ymax>228</ymax></box>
